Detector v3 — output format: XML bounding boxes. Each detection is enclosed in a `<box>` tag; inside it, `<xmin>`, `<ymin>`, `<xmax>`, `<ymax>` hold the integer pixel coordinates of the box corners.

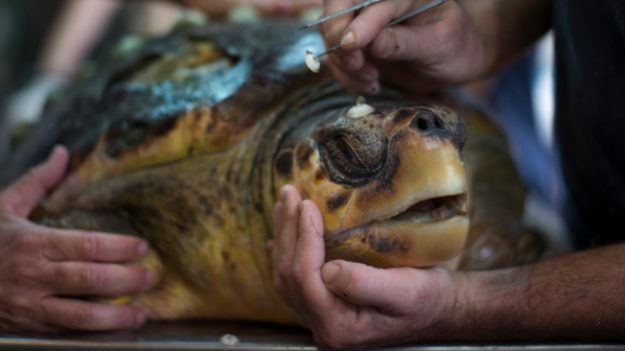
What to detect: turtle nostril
<box><xmin>434</xmin><ymin>116</ymin><xmax>444</xmax><ymax>129</ymax></box>
<box><xmin>411</xmin><ymin>111</ymin><xmax>445</xmax><ymax>132</ymax></box>
<box><xmin>416</xmin><ymin>117</ymin><xmax>430</xmax><ymax>131</ymax></box>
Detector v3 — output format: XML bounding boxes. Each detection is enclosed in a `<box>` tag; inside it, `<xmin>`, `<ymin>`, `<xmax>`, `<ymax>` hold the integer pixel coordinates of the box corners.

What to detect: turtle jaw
<box><xmin>385</xmin><ymin>193</ymin><xmax>467</xmax><ymax>223</ymax></box>
<box><xmin>324</xmin><ymin>193</ymin><xmax>469</xmax><ymax>268</ymax></box>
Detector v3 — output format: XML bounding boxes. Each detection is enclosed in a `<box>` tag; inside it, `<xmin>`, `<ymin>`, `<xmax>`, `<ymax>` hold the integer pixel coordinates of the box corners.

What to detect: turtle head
<box><xmin>272</xmin><ymin>100</ymin><xmax>468</xmax><ymax>268</ymax></box>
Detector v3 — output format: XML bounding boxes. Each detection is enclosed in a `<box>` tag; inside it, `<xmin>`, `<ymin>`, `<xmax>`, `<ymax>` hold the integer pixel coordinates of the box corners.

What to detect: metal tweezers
<box><xmin>301</xmin><ymin>0</ymin><xmax>450</xmax><ymax>58</ymax></box>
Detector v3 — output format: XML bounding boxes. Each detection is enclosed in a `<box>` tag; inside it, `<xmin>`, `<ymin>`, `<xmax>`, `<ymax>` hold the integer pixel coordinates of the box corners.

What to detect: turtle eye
<box><xmin>318</xmin><ymin>130</ymin><xmax>387</xmax><ymax>187</ymax></box>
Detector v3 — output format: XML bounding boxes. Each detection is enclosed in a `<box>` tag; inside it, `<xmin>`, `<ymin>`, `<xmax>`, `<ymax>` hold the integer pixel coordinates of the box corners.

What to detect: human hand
<box><xmin>320</xmin><ymin>0</ymin><xmax>490</xmax><ymax>94</ymax></box>
<box><xmin>181</xmin><ymin>0</ymin><xmax>321</xmax><ymax>17</ymax></box>
<box><xmin>269</xmin><ymin>185</ymin><xmax>464</xmax><ymax>348</ymax></box>
<box><xmin>0</xmin><ymin>146</ymin><xmax>154</xmax><ymax>333</ymax></box>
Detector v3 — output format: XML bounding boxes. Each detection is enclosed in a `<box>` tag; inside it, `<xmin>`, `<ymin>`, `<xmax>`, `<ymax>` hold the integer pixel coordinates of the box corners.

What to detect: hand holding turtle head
<box><xmin>269</xmin><ymin>185</ymin><xmax>464</xmax><ymax>348</ymax></box>
<box><xmin>0</xmin><ymin>146</ymin><xmax>155</xmax><ymax>332</ymax></box>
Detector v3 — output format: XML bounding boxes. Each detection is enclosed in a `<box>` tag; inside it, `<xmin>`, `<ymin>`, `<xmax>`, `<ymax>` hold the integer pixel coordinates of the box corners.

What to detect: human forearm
<box><xmin>40</xmin><ymin>0</ymin><xmax>120</xmax><ymax>77</ymax></box>
<box><xmin>453</xmin><ymin>244</ymin><xmax>625</xmax><ymax>340</ymax></box>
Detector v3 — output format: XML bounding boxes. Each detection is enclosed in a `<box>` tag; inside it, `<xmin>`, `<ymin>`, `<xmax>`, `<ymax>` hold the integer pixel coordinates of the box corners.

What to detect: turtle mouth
<box><xmin>382</xmin><ymin>193</ymin><xmax>467</xmax><ymax>225</ymax></box>
<box><xmin>330</xmin><ymin>193</ymin><xmax>467</xmax><ymax>237</ymax></box>
<box><xmin>324</xmin><ymin>193</ymin><xmax>469</xmax><ymax>267</ymax></box>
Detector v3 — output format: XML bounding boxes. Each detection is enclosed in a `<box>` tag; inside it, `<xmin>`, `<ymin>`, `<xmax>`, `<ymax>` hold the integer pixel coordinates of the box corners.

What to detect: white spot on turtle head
<box><xmin>347</xmin><ymin>96</ymin><xmax>375</xmax><ymax>119</ymax></box>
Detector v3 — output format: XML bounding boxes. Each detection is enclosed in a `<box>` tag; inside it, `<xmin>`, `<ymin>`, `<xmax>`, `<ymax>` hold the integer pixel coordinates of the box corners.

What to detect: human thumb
<box><xmin>321</xmin><ymin>259</ymin><xmax>421</xmax><ymax>313</ymax></box>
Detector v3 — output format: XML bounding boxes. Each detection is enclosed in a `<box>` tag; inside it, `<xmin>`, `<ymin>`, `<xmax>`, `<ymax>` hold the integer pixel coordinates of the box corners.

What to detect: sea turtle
<box><xmin>1</xmin><ymin>22</ymin><xmax>543</xmax><ymax>324</ymax></box>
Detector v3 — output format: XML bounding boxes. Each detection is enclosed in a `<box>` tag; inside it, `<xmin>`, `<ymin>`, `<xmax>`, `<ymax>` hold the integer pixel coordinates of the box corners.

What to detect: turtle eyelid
<box><xmin>334</xmin><ymin>133</ymin><xmax>367</xmax><ymax>170</ymax></box>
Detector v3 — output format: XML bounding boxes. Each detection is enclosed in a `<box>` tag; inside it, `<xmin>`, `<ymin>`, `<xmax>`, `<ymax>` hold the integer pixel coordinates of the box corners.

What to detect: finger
<box><xmin>327</xmin><ymin>47</ymin><xmax>373</xmax><ymax>84</ymax></box>
<box><xmin>41</xmin><ymin>297</ymin><xmax>146</xmax><ymax>331</ymax></box>
<box><xmin>327</xmin><ymin>56</ymin><xmax>381</xmax><ymax>94</ymax></box>
<box><xmin>272</xmin><ymin>202</ymin><xmax>284</xmax><ymax>241</ymax></box>
<box><xmin>374</xmin><ymin>58</ymin><xmax>441</xmax><ymax>93</ymax></box>
<box><xmin>321</xmin><ymin>259</ymin><xmax>418</xmax><ymax>314</ymax></box>
<box><xmin>268</xmin><ymin>238</ymin><xmax>284</xmax><ymax>291</ymax></box>
<box><xmin>337</xmin><ymin>49</ymin><xmax>366</xmax><ymax>71</ymax></box>
<box><xmin>276</xmin><ymin>185</ymin><xmax>302</xmax><ymax>268</ymax></box>
<box><xmin>42</xmin><ymin>229</ymin><xmax>149</xmax><ymax>263</ymax></box>
<box><xmin>291</xmin><ymin>200</ymin><xmax>334</xmax><ymax>310</ymax></box>
<box><xmin>0</xmin><ymin>145</ymin><xmax>69</xmax><ymax>218</ymax></box>
<box><xmin>340</xmin><ymin>0</ymin><xmax>413</xmax><ymax>50</ymax></box>
<box><xmin>370</xmin><ymin>25</ymin><xmax>431</xmax><ymax>60</ymax></box>
<box><xmin>47</xmin><ymin>262</ymin><xmax>153</xmax><ymax>297</ymax></box>
<box><xmin>321</xmin><ymin>0</ymin><xmax>357</xmax><ymax>48</ymax></box>
<box><xmin>369</xmin><ymin>1</ymin><xmax>458</xmax><ymax>61</ymax></box>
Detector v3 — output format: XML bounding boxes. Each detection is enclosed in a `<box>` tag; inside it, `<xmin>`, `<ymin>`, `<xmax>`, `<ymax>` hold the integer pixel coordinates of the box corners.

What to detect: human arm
<box><xmin>270</xmin><ymin>185</ymin><xmax>625</xmax><ymax>348</ymax></box>
<box><xmin>0</xmin><ymin>146</ymin><xmax>154</xmax><ymax>333</ymax></box>
<box><xmin>4</xmin><ymin>0</ymin><xmax>120</xmax><ymax>128</ymax></box>
<box><xmin>320</xmin><ymin>0</ymin><xmax>552</xmax><ymax>94</ymax></box>
<box><xmin>40</xmin><ymin>0</ymin><xmax>120</xmax><ymax>79</ymax></box>
<box><xmin>459</xmin><ymin>243</ymin><xmax>625</xmax><ymax>340</ymax></box>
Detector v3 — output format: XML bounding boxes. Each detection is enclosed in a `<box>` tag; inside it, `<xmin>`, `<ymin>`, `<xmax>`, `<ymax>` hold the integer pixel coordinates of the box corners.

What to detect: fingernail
<box><xmin>321</xmin><ymin>262</ymin><xmax>341</xmax><ymax>284</ymax></box>
<box><xmin>279</xmin><ymin>186</ymin><xmax>289</xmax><ymax>201</ymax></box>
<box><xmin>341</xmin><ymin>31</ymin><xmax>355</xmax><ymax>47</ymax></box>
<box><xmin>137</xmin><ymin>242</ymin><xmax>148</xmax><ymax>256</ymax></box>
<box><xmin>48</xmin><ymin>145</ymin><xmax>62</xmax><ymax>160</ymax></box>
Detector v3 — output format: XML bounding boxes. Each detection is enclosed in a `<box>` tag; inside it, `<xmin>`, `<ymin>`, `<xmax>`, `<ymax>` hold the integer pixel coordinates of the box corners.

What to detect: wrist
<box><xmin>444</xmin><ymin>267</ymin><xmax>533</xmax><ymax>341</ymax></box>
<box><xmin>434</xmin><ymin>269</ymin><xmax>478</xmax><ymax>340</ymax></box>
<box><xmin>409</xmin><ymin>268</ymin><xmax>477</xmax><ymax>342</ymax></box>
